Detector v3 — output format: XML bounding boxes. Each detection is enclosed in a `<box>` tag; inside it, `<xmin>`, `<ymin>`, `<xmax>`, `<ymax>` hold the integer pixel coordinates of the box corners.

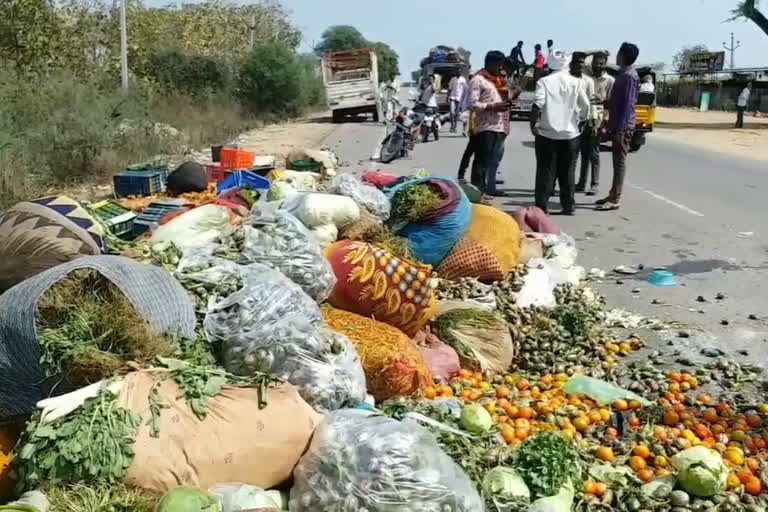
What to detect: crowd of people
<box><xmin>451</xmin><ymin>41</ymin><xmax>640</xmax><ymax>215</ymax></box>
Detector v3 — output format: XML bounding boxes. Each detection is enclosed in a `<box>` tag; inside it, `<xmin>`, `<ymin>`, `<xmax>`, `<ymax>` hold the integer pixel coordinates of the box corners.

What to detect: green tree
<box><xmin>314</xmin><ymin>25</ymin><xmax>367</xmax><ymax>54</ymax></box>
<box><xmin>372</xmin><ymin>42</ymin><xmax>399</xmax><ymax>82</ymax></box>
<box><xmin>672</xmin><ymin>44</ymin><xmax>709</xmax><ymax>72</ymax></box>
<box><xmin>0</xmin><ymin>0</ymin><xmax>62</xmax><ymax>71</ymax></box>
<box><xmin>730</xmin><ymin>0</ymin><xmax>768</xmax><ymax>37</ymax></box>
<box><xmin>237</xmin><ymin>41</ymin><xmax>306</xmax><ymax>117</ymax></box>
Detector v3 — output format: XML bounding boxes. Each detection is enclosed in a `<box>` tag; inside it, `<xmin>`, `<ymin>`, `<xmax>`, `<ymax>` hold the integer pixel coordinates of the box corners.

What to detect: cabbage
<box><xmin>156</xmin><ymin>487</ymin><xmax>220</xmax><ymax>512</ymax></box>
<box><xmin>528</xmin><ymin>481</ymin><xmax>574</xmax><ymax>512</ymax></box>
<box><xmin>672</xmin><ymin>446</ymin><xmax>727</xmax><ymax>497</ymax></box>
<box><xmin>459</xmin><ymin>403</ymin><xmax>493</xmax><ymax>433</ymax></box>
<box><xmin>483</xmin><ymin>467</ymin><xmax>530</xmax><ymax>501</ymax></box>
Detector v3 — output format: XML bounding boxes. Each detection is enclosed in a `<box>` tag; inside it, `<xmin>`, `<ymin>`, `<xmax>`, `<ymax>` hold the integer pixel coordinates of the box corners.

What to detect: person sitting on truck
<box><xmin>448</xmin><ymin>70</ymin><xmax>468</xmax><ymax>133</ymax></box>
<box><xmin>509</xmin><ymin>41</ymin><xmax>526</xmax><ymax>77</ymax></box>
<box><xmin>533</xmin><ymin>44</ymin><xmax>546</xmax><ymax>80</ymax></box>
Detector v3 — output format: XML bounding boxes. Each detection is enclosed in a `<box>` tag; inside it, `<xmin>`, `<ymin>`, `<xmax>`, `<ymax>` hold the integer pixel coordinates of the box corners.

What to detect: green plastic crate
<box><xmin>90</xmin><ymin>200</ymin><xmax>137</xmax><ymax>237</ymax></box>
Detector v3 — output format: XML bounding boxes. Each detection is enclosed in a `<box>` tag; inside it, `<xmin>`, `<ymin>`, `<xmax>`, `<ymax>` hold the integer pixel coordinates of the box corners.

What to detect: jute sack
<box><xmin>118</xmin><ymin>371</ymin><xmax>322</xmax><ymax>493</ymax></box>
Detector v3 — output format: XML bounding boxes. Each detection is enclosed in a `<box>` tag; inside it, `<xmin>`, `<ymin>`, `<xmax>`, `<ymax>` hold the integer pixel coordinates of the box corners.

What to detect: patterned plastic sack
<box><xmin>239</xmin><ymin>204</ymin><xmax>335</xmax><ymax>302</ymax></box>
<box><xmin>325</xmin><ymin>240</ymin><xmax>436</xmax><ymax>336</ymax></box>
<box><xmin>204</xmin><ymin>262</ymin><xmax>366</xmax><ymax>412</ymax></box>
<box><xmin>290</xmin><ymin>409</ymin><xmax>483</xmax><ymax>512</ymax></box>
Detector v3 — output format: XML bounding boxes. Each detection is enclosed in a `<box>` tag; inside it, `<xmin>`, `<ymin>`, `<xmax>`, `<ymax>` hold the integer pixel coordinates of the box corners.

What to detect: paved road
<box><xmin>323</xmin><ymin>111</ymin><xmax>768</xmax><ymax>360</ymax></box>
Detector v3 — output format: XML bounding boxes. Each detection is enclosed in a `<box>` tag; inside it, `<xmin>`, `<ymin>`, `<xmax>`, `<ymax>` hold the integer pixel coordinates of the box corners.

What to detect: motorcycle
<box><xmin>413</xmin><ymin>103</ymin><xmax>440</xmax><ymax>143</ymax></box>
<box><xmin>379</xmin><ymin>103</ymin><xmax>416</xmax><ymax>163</ymax></box>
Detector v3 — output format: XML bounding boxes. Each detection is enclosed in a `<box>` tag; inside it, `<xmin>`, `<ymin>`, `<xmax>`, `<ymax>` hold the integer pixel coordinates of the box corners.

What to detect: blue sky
<box><xmin>281</xmin><ymin>0</ymin><xmax>767</xmax><ymax>73</ymax></box>
<box><xmin>147</xmin><ymin>0</ymin><xmax>768</xmax><ymax>73</ymax></box>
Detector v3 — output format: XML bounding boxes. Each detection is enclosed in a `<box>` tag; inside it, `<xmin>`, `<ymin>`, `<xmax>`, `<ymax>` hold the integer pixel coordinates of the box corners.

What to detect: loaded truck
<box><xmin>321</xmin><ymin>49</ymin><xmax>381</xmax><ymax>123</ymax></box>
<box><xmin>417</xmin><ymin>46</ymin><xmax>470</xmax><ymax>114</ymax></box>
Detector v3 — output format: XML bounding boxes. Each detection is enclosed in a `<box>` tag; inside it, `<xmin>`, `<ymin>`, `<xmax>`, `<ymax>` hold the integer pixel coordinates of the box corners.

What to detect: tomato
<box><xmin>518</xmin><ymin>407</ymin><xmax>534</xmax><ymax>420</ymax></box>
<box><xmin>727</xmin><ymin>472</ymin><xmax>742</xmax><ymax>489</ymax></box>
<box><xmin>737</xmin><ymin>470</ymin><xmax>754</xmax><ymax>484</ymax></box>
<box><xmin>746</xmin><ymin>414</ymin><xmax>763</xmax><ymax>429</ymax></box>
<box><xmin>745</xmin><ymin>476</ymin><xmax>763</xmax><ymax>495</ymax></box>
<box><xmin>504</xmin><ymin>404</ymin><xmax>519</xmax><ymax>419</ymax></box>
<box><xmin>439</xmin><ymin>385</ymin><xmax>453</xmax><ymax>397</ymax></box>
<box><xmin>495</xmin><ymin>386</ymin><xmax>510</xmax><ymax>398</ymax></box>
<box><xmin>573</xmin><ymin>416</ymin><xmax>590</xmax><ymax>432</ymax></box>
<box><xmin>630</xmin><ymin>456</ymin><xmax>647</xmax><ymax>472</ymax></box>
<box><xmin>746</xmin><ymin>458</ymin><xmax>760</xmax><ymax>473</ymax></box>
<box><xmin>613</xmin><ymin>399</ymin><xmax>629</xmax><ymax>411</ymax></box>
<box><xmin>654</xmin><ymin>455</ymin><xmax>669</xmax><ymax>468</ymax></box>
<box><xmin>637</xmin><ymin>469</ymin><xmax>654</xmax><ymax>482</ymax></box>
<box><xmin>424</xmin><ymin>386</ymin><xmax>437</xmax><ymax>399</ymax></box>
<box><xmin>501</xmin><ymin>424</ymin><xmax>516</xmax><ymax>444</ymax></box>
<box><xmin>458</xmin><ymin>369</ymin><xmax>471</xmax><ymax>378</ymax></box>
<box><xmin>605</xmin><ymin>427</ymin><xmax>619</xmax><ymax>438</ymax></box>
<box><xmin>588</xmin><ymin>411</ymin><xmax>602</xmax><ymax>424</ymax></box>
<box><xmin>629</xmin><ymin>400</ymin><xmax>642</xmax><ymax>411</ymax></box>
<box><xmin>596</xmin><ymin>446</ymin><xmax>615</xmax><ymax>462</ymax></box>
<box><xmin>584</xmin><ymin>481</ymin><xmax>597</xmax><ymax>495</ymax></box>
<box><xmin>516</xmin><ymin>379</ymin><xmax>530</xmax><ymax>391</ymax></box>
<box><xmin>634</xmin><ymin>445</ymin><xmax>651</xmax><ymax>459</ymax></box>
<box><xmin>628</xmin><ymin>415</ymin><xmax>641</xmax><ymax>429</ymax></box>
<box><xmin>664</xmin><ymin>409</ymin><xmax>680</xmax><ymax>426</ymax></box>
<box><xmin>668</xmin><ymin>371</ymin><xmax>683</xmax><ymax>382</ymax></box>
<box><xmin>593</xmin><ymin>482</ymin><xmax>607</xmax><ymax>497</ymax></box>
<box><xmin>655</xmin><ymin>467</ymin><xmax>671</xmax><ymax>477</ymax></box>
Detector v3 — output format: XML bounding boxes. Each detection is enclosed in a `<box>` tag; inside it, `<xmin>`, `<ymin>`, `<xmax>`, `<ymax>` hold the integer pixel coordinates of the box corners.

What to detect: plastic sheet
<box><xmin>286</xmin><ymin>193</ymin><xmax>360</xmax><ymax>230</ymax></box>
<box><xmin>240</xmin><ymin>204</ymin><xmax>335</xmax><ymax>302</ymax></box>
<box><xmin>150</xmin><ymin>204</ymin><xmax>232</xmax><ymax>253</ymax></box>
<box><xmin>290</xmin><ymin>409</ymin><xmax>483</xmax><ymax>512</ymax></box>
<box><xmin>204</xmin><ymin>263</ymin><xmax>365</xmax><ymax>412</ymax></box>
<box><xmin>329</xmin><ymin>174</ymin><xmax>391</xmax><ymax>220</ymax></box>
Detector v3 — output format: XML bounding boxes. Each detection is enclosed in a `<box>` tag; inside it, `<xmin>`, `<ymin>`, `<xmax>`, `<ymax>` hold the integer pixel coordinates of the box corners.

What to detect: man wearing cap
<box><xmin>530</xmin><ymin>49</ymin><xmax>590</xmax><ymax>215</ymax></box>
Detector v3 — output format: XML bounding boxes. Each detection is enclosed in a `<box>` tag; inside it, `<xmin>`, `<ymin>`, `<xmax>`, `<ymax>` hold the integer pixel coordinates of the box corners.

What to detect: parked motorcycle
<box><xmin>413</xmin><ymin>103</ymin><xmax>440</xmax><ymax>143</ymax></box>
<box><xmin>379</xmin><ymin>104</ymin><xmax>416</xmax><ymax>163</ymax></box>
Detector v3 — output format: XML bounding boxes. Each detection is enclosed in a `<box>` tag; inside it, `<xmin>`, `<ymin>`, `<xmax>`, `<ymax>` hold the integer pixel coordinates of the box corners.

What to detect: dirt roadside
<box><xmin>654</xmin><ymin>106</ymin><xmax>768</xmax><ymax>162</ymax></box>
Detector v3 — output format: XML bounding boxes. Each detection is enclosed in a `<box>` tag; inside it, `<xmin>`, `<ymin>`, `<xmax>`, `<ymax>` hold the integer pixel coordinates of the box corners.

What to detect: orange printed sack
<box><xmin>325</xmin><ymin>240</ymin><xmax>436</xmax><ymax>336</ymax></box>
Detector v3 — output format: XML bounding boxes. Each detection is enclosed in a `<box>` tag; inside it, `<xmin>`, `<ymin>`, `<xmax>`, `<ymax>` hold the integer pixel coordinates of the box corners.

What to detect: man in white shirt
<box><xmin>577</xmin><ymin>52</ymin><xmax>614</xmax><ymax>196</ymax></box>
<box><xmin>448</xmin><ymin>70</ymin><xmax>468</xmax><ymax>133</ymax></box>
<box><xmin>419</xmin><ymin>76</ymin><xmax>438</xmax><ymax>108</ymax></box>
<box><xmin>736</xmin><ymin>83</ymin><xmax>751</xmax><ymax>129</ymax></box>
<box><xmin>530</xmin><ymin>50</ymin><xmax>590</xmax><ymax>215</ymax></box>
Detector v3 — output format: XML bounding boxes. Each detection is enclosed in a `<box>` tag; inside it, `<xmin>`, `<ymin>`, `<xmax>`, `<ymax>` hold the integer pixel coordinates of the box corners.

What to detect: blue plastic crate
<box><xmin>113</xmin><ymin>171</ymin><xmax>164</xmax><ymax>198</ymax></box>
<box><xmin>216</xmin><ymin>169</ymin><xmax>271</xmax><ymax>194</ymax></box>
<box><xmin>124</xmin><ymin>163</ymin><xmax>170</xmax><ymax>188</ymax></box>
<box><xmin>132</xmin><ymin>200</ymin><xmax>188</xmax><ymax>237</ymax></box>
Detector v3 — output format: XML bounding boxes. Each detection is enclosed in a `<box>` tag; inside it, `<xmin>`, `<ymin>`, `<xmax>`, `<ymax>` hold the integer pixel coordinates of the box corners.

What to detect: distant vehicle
<box><xmin>379</xmin><ymin>101</ymin><xmax>417</xmax><ymax>163</ymax></box>
<box><xmin>321</xmin><ymin>49</ymin><xmax>381</xmax><ymax>123</ymax></box>
<box><xmin>510</xmin><ymin>69</ymin><xmax>537</xmax><ymax>118</ymax></box>
<box><xmin>418</xmin><ymin>46</ymin><xmax>470</xmax><ymax>114</ymax></box>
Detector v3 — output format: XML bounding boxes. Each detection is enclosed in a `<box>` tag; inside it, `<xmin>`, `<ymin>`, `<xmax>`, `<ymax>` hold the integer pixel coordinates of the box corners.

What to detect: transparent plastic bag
<box><xmin>240</xmin><ymin>204</ymin><xmax>335</xmax><ymax>302</ymax></box>
<box><xmin>175</xmin><ymin>252</ymin><xmax>247</xmax><ymax>312</ymax></box>
<box><xmin>203</xmin><ymin>263</ymin><xmax>365</xmax><ymax>412</ymax></box>
<box><xmin>209</xmin><ymin>483</ymin><xmax>283</xmax><ymax>512</ymax></box>
<box><xmin>563</xmin><ymin>375</ymin><xmax>651</xmax><ymax>406</ymax></box>
<box><xmin>329</xmin><ymin>174</ymin><xmax>391</xmax><ymax>220</ymax></box>
<box><xmin>290</xmin><ymin>409</ymin><xmax>483</xmax><ymax>512</ymax></box>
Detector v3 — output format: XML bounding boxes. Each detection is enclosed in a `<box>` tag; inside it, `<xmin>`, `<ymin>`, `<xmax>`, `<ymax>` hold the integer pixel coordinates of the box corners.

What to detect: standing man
<box><xmin>577</xmin><ymin>52</ymin><xmax>614</xmax><ymax>196</ymax></box>
<box><xmin>546</xmin><ymin>40</ymin><xmax>555</xmax><ymax>67</ymax></box>
<box><xmin>419</xmin><ymin>75</ymin><xmax>438</xmax><ymax>108</ymax></box>
<box><xmin>509</xmin><ymin>41</ymin><xmax>526</xmax><ymax>77</ymax></box>
<box><xmin>530</xmin><ymin>50</ymin><xmax>590</xmax><ymax>215</ymax></box>
<box><xmin>596</xmin><ymin>42</ymin><xmax>639</xmax><ymax>211</ymax></box>
<box><xmin>448</xmin><ymin>70</ymin><xmax>468</xmax><ymax>133</ymax></box>
<box><xmin>736</xmin><ymin>82</ymin><xmax>751</xmax><ymax>128</ymax></box>
<box><xmin>469</xmin><ymin>51</ymin><xmax>511</xmax><ymax>199</ymax></box>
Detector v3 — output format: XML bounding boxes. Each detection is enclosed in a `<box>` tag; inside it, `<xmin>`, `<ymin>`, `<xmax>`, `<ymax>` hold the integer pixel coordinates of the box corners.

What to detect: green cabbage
<box><xmin>460</xmin><ymin>403</ymin><xmax>493</xmax><ymax>433</ymax></box>
<box><xmin>672</xmin><ymin>446</ymin><xmax>727</xmax><ymax>497</ymax></box>
<box><xmin>156</xmin><ymin>487</ymin><xmax>220</xmax><ymax>512</ymax></box>
<box><xmin>528</xmin><ymin>481</ymin><xmax>574</xmax><ymax>512</ymax></box>
<box><xmin>483</xmin><ymin>467</ymin><xmax>530</xmax><ymax>501</ymax></box>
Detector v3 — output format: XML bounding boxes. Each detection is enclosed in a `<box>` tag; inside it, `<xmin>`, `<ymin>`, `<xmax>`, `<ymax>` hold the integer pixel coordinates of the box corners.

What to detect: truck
<box><xmin>321</xmin><ymin>49</ymin><xmax>381</xmax><ymax>123</ymax></box>
<box><xmin>418</xmin><ymin>46</ymin><xmax>470</xmax><ymax>114</ymax></box>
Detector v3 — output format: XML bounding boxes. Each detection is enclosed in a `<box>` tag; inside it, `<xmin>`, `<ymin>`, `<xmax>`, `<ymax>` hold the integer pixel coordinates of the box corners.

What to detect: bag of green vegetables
<box><xmin>290</xmin><ymin>409</ymin><xmax>483</xmax><ymax>512</ymax></box>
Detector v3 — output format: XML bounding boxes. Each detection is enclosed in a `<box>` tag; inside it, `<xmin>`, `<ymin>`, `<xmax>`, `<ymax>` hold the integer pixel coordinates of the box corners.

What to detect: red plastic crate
<box><xmin>220</xmin><ymin>148</ymin><xmax>255</xmax><ymax>170</ymax></box>
<box><xmin>205</xmin><ymin>163</ymin><xmax>234</xmax><ymax>183</ymax></box>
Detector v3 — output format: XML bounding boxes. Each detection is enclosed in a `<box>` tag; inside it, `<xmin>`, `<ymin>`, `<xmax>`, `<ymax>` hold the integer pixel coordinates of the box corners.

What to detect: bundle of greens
<box><xmin>514</xmin><ymin>432</ymin><xmax>582</xmax><ymax>500</ymax></box>
<box><xmin>14</xmin><ymin>387</ymin><xmax>141</xmax><ymax>490</ymax></box>
<box><xmin>389</xmin><ymin>181</ymin><xmax>443</xmax><ymax>228</ymax></box>
<box><xmin>37</xmin><ymin>270</ymin><xmax>176</xmax><ymax>386</ymax></box>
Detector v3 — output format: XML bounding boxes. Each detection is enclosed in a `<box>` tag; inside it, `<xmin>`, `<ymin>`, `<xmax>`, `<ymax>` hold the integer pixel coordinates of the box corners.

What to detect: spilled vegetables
<box><xmin>460</xmin><ymin>403</ymin><xmax>493</xmax><ymax>434</ymax></box>
<box><xmin>672</xmin><ymin>446</ymin><xmax>728</xmax><ymax>497</ymax></box>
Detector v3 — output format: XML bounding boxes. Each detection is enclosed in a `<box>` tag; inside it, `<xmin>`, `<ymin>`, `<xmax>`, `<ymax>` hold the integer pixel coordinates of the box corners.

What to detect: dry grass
<box><xmin>339</xmin><ymin>208</ymin><xmax>414</xmax><ymax>261</ymax></box>
<box><xmin>43</xmin><ymin>482</ymin><xmax>159</xmax><ymax>512</ymax></box>
<box><xmin>37</xmin><ymin>270</ymin><xmax>176</xmax><ymax>386</ymax></box>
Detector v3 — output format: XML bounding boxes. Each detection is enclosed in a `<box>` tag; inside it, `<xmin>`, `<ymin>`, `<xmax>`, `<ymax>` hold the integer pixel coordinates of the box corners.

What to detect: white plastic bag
<box><xmin>150</xmin><ymin>204</ymin><xmax>231</xmax><ymax>252</ymax></box>
<box><xmin>209</xmin><ymin>483</ymin><xmax>282</xmax><ymax>512</ymax></box>
<box><xmin>329</xmin><ymin>174</ymin><xmax>391</xmax><ymax>220</ymax></box>
<box><xmin>310</xmin><ymin>223</ymin><xmax>338</xmax><ymax>247</ymax></box>
<box><xmin>288</xmin><ymin>193</ymin><xmax>360</xmax><ymax>229</ymax></box>
<box><xmin>516</xmin><ymin>267</ymin><xmax>556</xmax><ymax>308</ymax></box>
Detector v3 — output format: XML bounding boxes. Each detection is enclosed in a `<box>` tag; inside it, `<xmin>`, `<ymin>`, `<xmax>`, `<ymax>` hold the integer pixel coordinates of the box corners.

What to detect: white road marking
<box><xmin>627</xmin><ymin>182</ymin><xmax>705</xmax><ymax>217</ymax></box>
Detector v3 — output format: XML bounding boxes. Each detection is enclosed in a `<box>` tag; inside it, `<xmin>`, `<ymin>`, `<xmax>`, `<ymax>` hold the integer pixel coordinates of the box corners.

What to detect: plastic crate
<box><xmin>123</xmin><ymin>163</ymin><xmax>170</xmax><ymax>190</ymax></box>
<box><xmin>289</xmin><ymin>158</ymin><xmax>322</xmax><ymax>173</ymax></box>
<box><xmin>220</xmin><ymin>148</ymin><xmax>255</xmax><ymax>170</ymax></box>
<box><xmin>113</xmin><ymin>170</ymin><xmax>164</xmax><ymax>198</ymax></box>
<box><xmin>216</xmin><ymin>170</ymin><xmax>271</xmax><ymax>194</ymax></box>
<box><xmin>132</xmin><ymin>200</ymin><xmax>188</xmax><ymax>237</ymax></box>
<box><xmin>90</xmin><ymin>200</ymin><xmax>137</xmax><ymax>237</ymax></box>
<box><xmin>205</xmin><ymin>163</ymin><xmax>235</xmax><ymax>183</ymax></box>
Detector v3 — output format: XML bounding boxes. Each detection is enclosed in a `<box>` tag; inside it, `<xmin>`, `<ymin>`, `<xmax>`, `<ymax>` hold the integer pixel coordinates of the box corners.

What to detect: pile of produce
<box><xmin>389</xmin><ymin>180</ymin><xmax>443</xmax><ymax>227</ymax></box>
<box><xmin>37</xmin><ymin>270</ymin><xmax>177</xmax><ymax>386</ymax></box>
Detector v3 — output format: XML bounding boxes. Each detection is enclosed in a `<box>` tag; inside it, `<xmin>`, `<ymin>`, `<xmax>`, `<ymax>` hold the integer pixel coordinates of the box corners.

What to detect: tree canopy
<box><xmin>672</xmin><ymin>44</ymin><xmax>709</xmax><ymax>72</ymax></box>
<box><xmin>314</xmin><ymin>25</ymin><xmax>399</xmax><ymax>82</ymax></box>
<box><xmin>729</xmin><ymin>0</ymin><xmax>768</xmax><ymax>37</ymax></box>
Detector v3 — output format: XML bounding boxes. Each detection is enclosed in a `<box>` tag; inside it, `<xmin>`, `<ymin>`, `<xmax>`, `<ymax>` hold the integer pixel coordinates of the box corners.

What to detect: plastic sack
<box><xmin>204</xmin><ymin>262</ymin><xmax>366</xmax><ymax>412</ymax></box>
<box><xmin>150</xmin><ymin>204</ymin><xmax>232</xmax><ymax>252</ymax></box>
<box><xmin>515</xmin><ymin>267</ymin><xmax>556</xmax><ymax>309</ymax></box>
<box><xmin>323</xmin><ymin>306</ymin><xmax>433</xmax><ymax>402</ymax></box>
<box><xmin>362</xmin><ymin>170</ymin><xmax>400</xmax><ymax>188</ymax></box>
<box><xmin>310</xmin><ymin>223</ymin><xmax>338</xmax><ymax>247</ymax></box>
<box><xmin>437</xmin><ymin>204</ymin><xmax>522</xmax><ymax>282</ymax></box>
<box><xmin>563</xmin><ymin>376</ymin><xmax>652</xmax><ymax>406</ymax></box>
<box><xmin>286</xmin><ymin>193</ymin><xmax>360</xmax><ymax>229</ymax></box>
<box><xmin>290</xmin><ymin>409</ymin><xmax>483</xmax><ymax>512</ymax></box>
<box><xmin>431</xmin><ymin>308</ymin><xmax>514</xmax><ymax>374</ymax></box>
<box><xmin>329</xmin><ymin>174</ymin><xmax>391</xmax><ymax>220</ymax></box>
<box><xmin>325</xmin><ymin>240</ymin><xmax>436</xmax><ymax>336</ymax></box>
<box><xmin>512</xmin><ymin>206</ymin><xmax>559</xmax><ymax>234</ymax></box>
<box><xmin>387</xmin><ymin>177</ymin><xmax>471</xmax><ymax>266</ymax></box>
<box><xmin>413</xmin><ymin>330</ymin><xmax>460</xmax><ymax>382</ymax></box>
<box><xmin>209</xmin><ymin>483</ymin><xmax>282</xmax><ymax>512</ymax></box>
<box><xmin>240</xmin><ymin>204</ymin><xmax>335</xmax><ymax>302</ymax></box>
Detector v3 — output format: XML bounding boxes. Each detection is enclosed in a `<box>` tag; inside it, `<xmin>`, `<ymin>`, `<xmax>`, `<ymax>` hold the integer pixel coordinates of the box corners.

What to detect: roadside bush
<box><xmin>237</xmin><ymin>42</ymin><xmax>308</xmax><ymax>117</ymax></box>
<box><xmin>145</xmin><ymin>51</ymin><xmax>232</xmax><ymax>97</ymax></box>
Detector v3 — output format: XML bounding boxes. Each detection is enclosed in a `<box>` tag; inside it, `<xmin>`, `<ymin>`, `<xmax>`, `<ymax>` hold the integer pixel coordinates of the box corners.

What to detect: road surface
<box><xmin>322</xmin><ymin>110</ymin><xmax>768</xmax><ymax>362</ymax></box>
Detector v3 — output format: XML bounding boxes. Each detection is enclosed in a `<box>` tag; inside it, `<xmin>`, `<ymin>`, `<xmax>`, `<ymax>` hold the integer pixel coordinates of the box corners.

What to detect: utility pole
<box><xmin>120</xmin><ymin>0</ymin><xmax>128</xmax><ymax>89</ymax></box>
<box><xmin>249</xmin><ymin>14</ymin><xmax>256</xmax><ymax>50</ymax></box>
<box><xmin>723</xmin><ymin>32</ymin><xmax>741</xmax><ymax>70</ymax></box>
